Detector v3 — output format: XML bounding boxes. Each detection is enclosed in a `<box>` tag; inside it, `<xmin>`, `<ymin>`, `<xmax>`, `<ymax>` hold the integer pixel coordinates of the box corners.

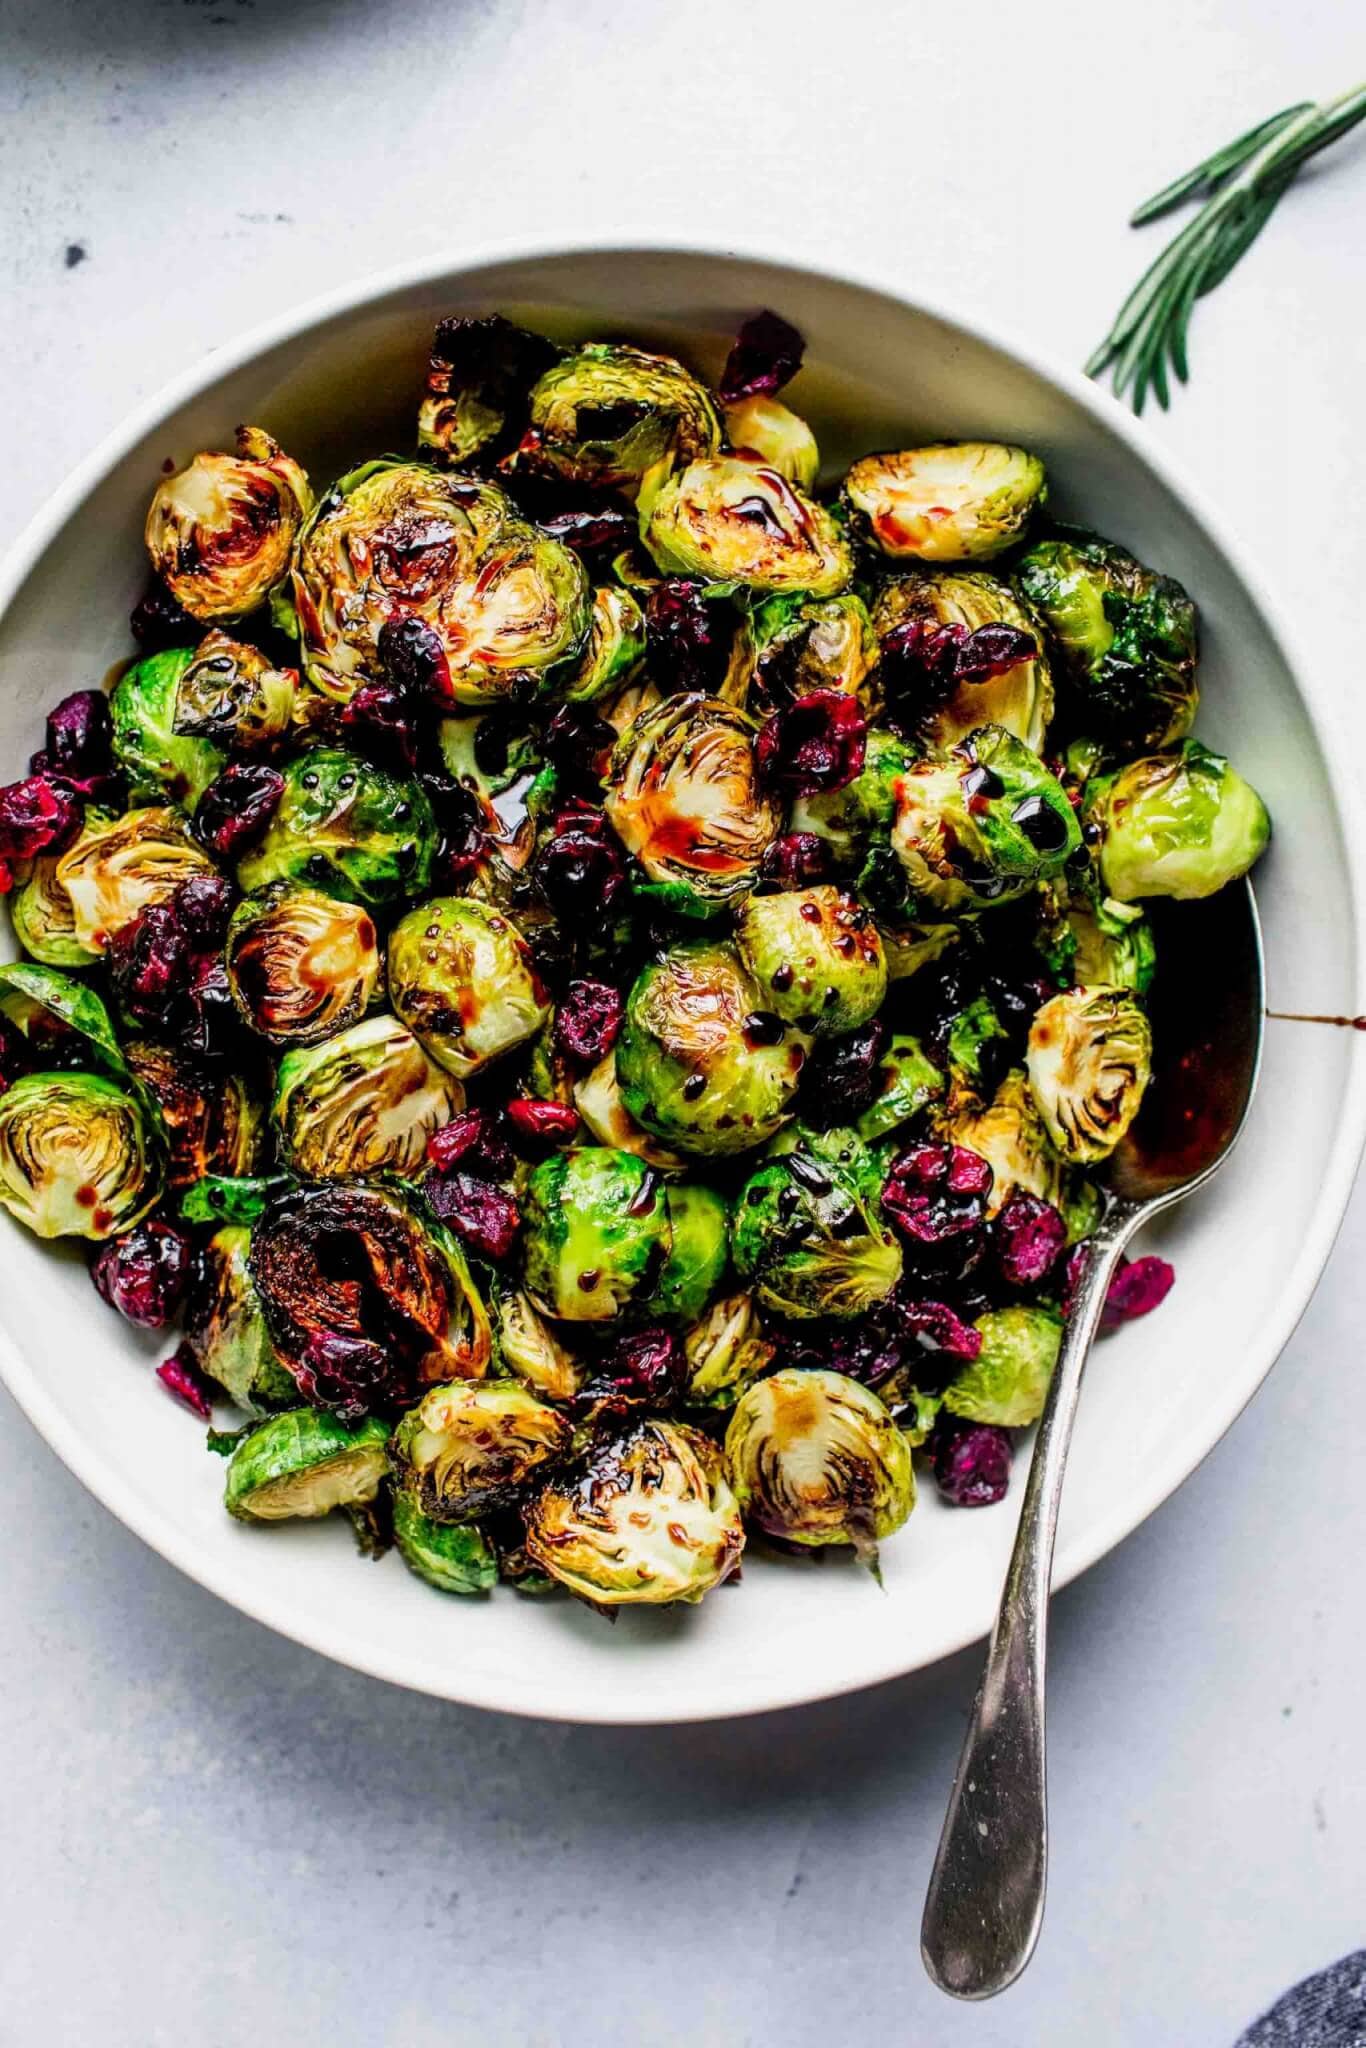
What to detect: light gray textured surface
<box><xmin>2</xmin><ymin>3</ymin><xmax>1364</xmax><ymax>2042</ymax></box>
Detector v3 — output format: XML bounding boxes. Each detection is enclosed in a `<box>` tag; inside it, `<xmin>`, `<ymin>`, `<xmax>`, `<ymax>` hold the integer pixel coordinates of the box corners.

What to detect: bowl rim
<box><xmin>3</xmin><ymin>234</ymin><xmax>1364</xmax><ymax>1725</ymax></box>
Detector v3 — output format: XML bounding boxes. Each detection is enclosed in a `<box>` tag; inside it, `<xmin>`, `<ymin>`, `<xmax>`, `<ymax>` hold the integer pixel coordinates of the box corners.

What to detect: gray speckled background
<box><xmin>2</xmin><ymin>4</ymin><xmax>1364</xmax><ymax>2041</ymax></box>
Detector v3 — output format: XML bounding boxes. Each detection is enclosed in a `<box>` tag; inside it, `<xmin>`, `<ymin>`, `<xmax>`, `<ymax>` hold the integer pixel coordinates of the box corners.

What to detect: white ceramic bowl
<box><xmin>2</xmin><ymin>244</ymin><xmax>1363</xmax><ymax>1725</ymax></box>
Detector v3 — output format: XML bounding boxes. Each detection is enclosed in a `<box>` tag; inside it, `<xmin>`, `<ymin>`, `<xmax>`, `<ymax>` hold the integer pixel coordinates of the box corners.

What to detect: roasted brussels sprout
<box><xmin>938</xmin><ymin>1068</ymin><xmax>1062</xmax><ymax>1217</ymax></box>
<box><xmin>226</xmin><ymin>883</ymin><xmax>381</xmax><ymax>1046</ymax></box>
<box><xmin>249</xmin><ymin>1180</ymin><xmax>492</xmax><ymax>1417</ymax></box>
<box><xmin>0</xmin><ymin>1070</ymin><xmax>162</xmax><ymax>1239</ymax></box>
<box><xmin>10</xmin><ymin>848</ymin><xmax>90</xmax><ymax>966</ymax></box>
<box><xmin>236</xmin><ymin>748</ymin><xmax>436</xmax><ymax>912</ymax></box>
<box><xmin>856</xmin><ymin>1033</ymin><xmax>945</xmax><ymax>1141</ymax></box>
<box><xmin>723</xmin><ymin>394</ymin><xmax>820</xmax><ymax>488</ymax></box>
<box><xmin>523</xmin><ymin>1418</ymin><xmax>743</xmax><ymax>1605</ymax></box>
<box><xmin>387</xmin><ymin>897</ymin><xmax>548</xmax><ymax>1079</ymax></box>
<box><xmin>521</xmin><ymin>343</ymin><xmax>722</xmax><ymax>493</ymax></box>
<box><xmin>390</xmin><ymin>1379</ymin><xmax>573</xmax><ymax>1520</ymax></box>
<box><xmin>1026</xmin><ymin>986</ymin><xmax>1152</xmax><ymax>1163</ymax></box>
<box><xmin>943</xmin><ymin>1305</ymin><xmax>1062</xmax><ymax>1427</ymax></box>
<box><xmin>682</xmin><ymin>1289</ymin><xmax>774</xmax><ymax>1409</ymax></box>
<box><xmin>172</xmin><ymin>630</ymin><xmax>298</xmax><ymax>751</ymax></box>
<box><xmin>725</xmin><ymin>591</ymin><xmax>878</xmax><ymax>713</ymax></box>
<box><xmin>391</xmin><ymin>1489</ymin><xmax>498</xmax><ymax>1594</ymax></box>
<box><xmin>124</xmin><ymin>1039</ymin><xmax>265</xmax><ymax>1189</ymax></box>
<box><xmin>571</xmin><ymin>1054</ymin><xmax>686</xmax><ymax>1171</ymax></box>
<box><xmin>643</xmin><ymin>457</ymin><xmax>853</xmax><ymax>597</ymax></box>
<box><xmin>789</xmin><ymin>725</ymin><xmax>916</xmax><ymax>865</ymax></box>
<box><xmin>521</xmin><ymin>1145</ymin><xmax>670</xmax><ymax>1323</ymax></box>
<box><xmin>1063</xmin><ymin>892</ymin><xmax>1156</xmax><ymax>995</ymax></box>
<box><xmin>604</xmin><ymin>693</ymin><xmax>781</xmax><ymax>918</ymax></box>
<box><xmin>1017</xmin><ymin>534</ymin><xmax>1199</xmax><ymax>751</ymax></box>
<box><xmin>1085</xmin><ymin>740</ymin><xmax>1270</xmax><ymax>901</ymax></box>
<box><xmin>891</xmin><ymin>726</ymin><xmax>1080</xmax><ymax>913</ymax></box>
<box><xmin>732</xmin><ymin>1127</ymin><xmax>902</xmax><ymax>1319</ymax></box>
<box><xmin>53</xmin><ymin>805</ymin><xmax>217</xmax><ymax>953</ymax></box>
<box><xmin>0</xmin><ymin>961</ymin><xmax>127</xmax><ymax>1074</ymax></box>
<box><xmin>416</xmin><ymin>313</ymin><xmax>558</xmax><ymax>466</ymax></box>
<box><xmin>724</xmin><ymin>1367</ymin><xmax>914</xmax><ymax>1553</ymax></box>
<box><xmin>735</xmin><ymin>886</ymin><xmax>887</xmax><ymax>1035</ymax></box>
<box><xmin>615</xmin><ymin>939</ymin><xmax>806</xmax><ymax>1157</ymax></box>
<box><xmin>844</xmin><ymin>442</ymin><xmax>1045</xmax><ymax>563</ymax></box>
<box><xmin>145</xmin><ymin>426</ymin><xmax>311</xmax><ymax>623</ymax></box>
<box><xmin>563</xmin><ymin>584</ymin><xmax>647</xmax><ymax>703</ymax></box>
<box><xmin>272</xmin><ymin>1014</ymin><xmax>465</xmax><ymax>1179</ymax></box>
<box><xmin>495</xmin><ymin>1285</ymin><xmax>581</xmax><ymax>1402</ymax></box>
<box><xmin>224</xmin><ymin>1408</ymin><xmax>391</xmax><ymax>1521</ymax></box>
<box><xmin>186</xmin><ymin>1223</ymin><xmax>297</xmax><ymax>1412</ymax></box>
<box><xmin>872</xmin><ymin>569</ymin><xmax>1053</xmax><ymax>752</ymax></box>
<box><xmin>648</xmin><ymin>1181</ymin><xmax>729</xmax><ymax>1324</ymax></box>
<box><xmin>110</xmin><ymin>648</ymin><xmax>227</xmax><ymax>811</ymax></box>
<box><xmin>876</xmin><ymin>915</ymin><xmax>962</xmax><ymax>984</ymax></box>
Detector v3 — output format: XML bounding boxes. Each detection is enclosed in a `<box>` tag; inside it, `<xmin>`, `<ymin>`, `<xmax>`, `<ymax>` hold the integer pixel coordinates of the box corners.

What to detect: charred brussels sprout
<box><xmin>604</xmin><ymin>693</ymin><xmax>781</xmax><ymax>918</ymax></box>
<box><xmin>944</xmin><ymin>1306</ymin><xmax>1062</xmax><ymax>1427</ymax></box>
<box><xmin>416</xmin><ymin>313</ymin><xmax>558</xmax><ymax>466</ymax></box>
<box><xmin>892</xmin><ymin>726</ymin><xmax>1080</xmax><ymax>913</ymax></box>
<box><xmin>1085</xmin><ymin>740</ymin><xmax>1270</xmax><ymax>901</ymax></box>
<box><xmin>390</xmin><ymin>1379</ymin><xmax>573</xmax><ymax>1520</ymax></box>
<box><xmin>724</xmin><ymin>395</ymin><xmax>820</xmax><ymax>488</ymax></box>
<box><xmin>111</xmin><ymin>648</ymin><xmax>227</xmax><ymax>811</ymax></box>
<box><xmin>643</xmin><ymin>457</ymin><xmax>853</xmax><ymax>597</ymax></box>
<box><xmin>125</xmin><ymin>1040</ymin><xmax>265</xmax><ymax>1189</ymax></box>
<box><xmin>145</xmin><ymin>426</ymin><xmax>311</xmax><ymax>623</ymax></box>
<box><xmin>521</xmin><ymin>1146</ymin><xmax>670</xmax><ymax>1323</ymax></box>
<box><xmin>521</xmin><ymin>343</ymin><xmax>721</xmax><ymax>493</ymax></box>
<box><xmin>495</xmin><ymin>1285</ymin><xmax>581</xmax><ymax>1402</ymax></box>
<box><xmin>725</xmin><ymin>591</ymin><xmax>877</xmax><ymax>713</ymax></box>
<box><xmin>186</xmin><ymin>1224</ymin><xmax>296</xmax><ymax>1412</ymax></box>
<box><xmin>0</xmin><ymin>961</ymin><xmax>127</xmax><ymax>1074</ymax></box>
<box><xmin>735</xmin><ymin>886</ymin><xmax>887</xmax><ymax>1035</ymax></box>
<box><xmin>1064</xmin><ymin>893</ymin><xmax>1155</xmax><ymax>995</ymax></box>
<box><xmin>54</xmin><ymin>806</ymin><xmax>217</xmax><ymax>953</ymax></box>
<box><xmin>856</xmin><ymin>1033</ymin><xmax>945</xmax><ymax>1141</ymax></box>
<box><xmin>732</xmin><ymin>1127</ymin><xmax>902</xmax><ymax>1319</ymax></box>
<box><xmin>563</xmin><ymin>584</ymin><xmax>647</xmax><ymax>703</ymax></box>
<box><xmin>724</xmin><ymin>1368</ymin><xmax>914</xmax><ymax>1553</ymax></box>
<box><xmin>938</xmin><ymin>1068</ymin><xmax>1061</xmax><ymax>1217</ymax></box>
<box><xmin>271</xmin><ymin>1015</ymin><xmax>465</xmax><ymax>1179</ymax></box>
<box><xmin>235</xmin><ymin>748</ymin><xmax>436</xmax><ymax>912</ymax></box>
<box><xmin>391</xmin><ymin>1490</ymin><xmax>498</xmax><ymax>1594</ymax></box>
<box><xmin>647</xmin><ymin>1181</ymin><xmax>729</xmax><ymax>1324</ymax></box>
<box><xmin>226</xmin><ymin>884</ymin><xmax>381</xmax><ymax>1046</ymax></box>
<box><xmin>682</xmin><ymin>1290</ymin><xmax>774</xmax><ymax>1409</ymax></box>
<box><xmin>387</xmin><ymin>897</ymin><xmax>549</xmax><ymax>1078</ymax></box>
<box><xmin>615</xmin><ymin>939</ymin><xmax>806</xmax><ymax>1157</ymax></box>
<box><xmin>1026</xmin><ymin>987</ymin><xmax>1152</xmax><ymax>1163</ymax></box>
<box><xmin>523</xmin><ymin>1418</ymin><xmax>743</xmax><ymax>1605</ymax></box>
<box><xmin>0</xmin><ymin>1071</ymin><xmax>162</xmax><ymax>1239</ymax></box>
<box><xmin>172</xmin><ymin>630</ymin><xmax>298</xmax><ymax>751</ymax></box>
<box><xmin>224</xmin><ymin>1408</ymin><xmax>391</xmax><ymax>1521</ymax></box>
<box><xmin>844</xmin><ymin>442</ymin><xmax>1045</xmax><ymax>563</ymax></box>
<box><xmin>872</xmin><ymin>570</ymin><xmax>1053</xmax><ymax>752</ymax></box>
<box><xmin>790</xmin><ymin>726</ymin><xmax>916</xmax><ymax>865</ymax></box>
<box><xmin>1016</xmin><ymin>534</ymin><xmax>1198</xmax><ymax>751</ymax></box>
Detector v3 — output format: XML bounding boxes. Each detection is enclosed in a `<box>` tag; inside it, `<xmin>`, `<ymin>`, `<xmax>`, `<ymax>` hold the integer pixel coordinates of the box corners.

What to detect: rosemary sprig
<box><xmin>1088</xmin><ymin>84</ymin><xmax>1366</xmax><ymax>415</ymax></box>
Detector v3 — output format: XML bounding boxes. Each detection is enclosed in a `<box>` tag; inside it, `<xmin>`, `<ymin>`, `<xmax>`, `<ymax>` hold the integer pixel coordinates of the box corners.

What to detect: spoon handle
<box><xmin>920</xmin><ymin>1204</ymin><xmax>1141</xmax><ymax>2000</ymax></box>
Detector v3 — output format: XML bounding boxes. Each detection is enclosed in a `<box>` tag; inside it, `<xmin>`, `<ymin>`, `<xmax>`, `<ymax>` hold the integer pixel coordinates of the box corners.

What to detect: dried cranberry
<box><xmin>719</xmin><ymin>309</ymin><xmax>806</xmax><ymax>403</ymax></box>
<box><xmin>759</xmin><ymin>831</ymin><xmax>832</xmax><ymax>888</ymax></box>
<box><xmin>533</xmin><ymin>805</ymin><xmax>627</xmax><ymax>922</ymax></box>
<box><xmin>993</xmin><ymin>1193</ymin><xmax>1068</xmax><ymax>1289</ymax></box>
<box><xmin>899</xmin><ymin>1298</ymin><xmax>984</xmax><ymax>1364</ymax></box>
<box><xmin>542</xmin><ymin>703</ymin><xmax>615</xmax><ymax>796</ymax></box>
<box><xmin>505</xmin><ymin>1097</ymin><xmax>580</xmax><ymax>1145</ymax></box>
<box><xmin>156</xmin><ymin>1343</ymin><xmax>215</xmax><ymax>1420</ymax></box>
<box><xmin>129</xmin><ymin>577</ymin><xmax>198</xmax><ymax>651</ymax></box>
<box><xmin>579</xmin><ymin>1326</ymin><xmax>685</xmax><ymax>1410</ymax></box>
<box><xmin>796</xmin><ymin>1018</ymin><xmax>887</xmax><ymax>1128</ymax></box>
<box><xmin>644</xmin><ymin>579</ymin><xmax>732</xmax><ymax>694</ymax></box>
<box><xmin>91</xmin><ymin>1220</ymin><xmax>194</xmax><ymax>1329</ymax></box>
<box><xmin>420</xmin><ymin>773</ymin><xmax>490</xmax><ymax>888</ymax></box>
<box><xmin>109</xmin><ymin>876</ymin><xmax>240</xmax><ymax>1055</ymax></box>
<box><xmin>880</xmin><ymin>619</ymin><xmax>1038</xmax><ymax>738</ymax></box>
<box><xmin>341</xmin><ymin>679</ymin><xmax>420</xmax><ymax>770</ymax></box>
<box><xmin>423</xmin><ymin>1170</ymin><xmax>522</xmax><ymax>1261</ymax></box>
<box><xmin>883</xmin><ymin>1143</ymin><xmax>992</xmax><ymax>1280</ymax></box>
<box><xmin>932</xmin><ymin>1417</ymin><xmax>1013</xmax><ymax>1507</ymax></box>
<box><xmin>1101</xmin><ymin>1253</ymin><xmax>1174</xmax><ymax>1329</ymax></box>
<box><xmin>172</xmin><ymin>872</ymin><xmax>233</xmax><ymax>950</ymax></box>
<box><xmin>193</xmin><ymin>763</ymin><xmax>284</xmax><ymax>863</ymax></box>
<box><xmin>42</xmin><ymin>690</ymin><xmax>113</xmax><ymax>788</ymax></box>
<box><xmin>555</xmin><ymin>979</ymin><xmax>623</xmax><ymax>1068</ymax></box>
<box><xmin>426</xmin><ymin>1108</ymin><xmax>515</xmax><ymax>1182</ymax></box>
<box><xmin>111</xmin><ymin>900</ymin><xmax>188</xmax><ymax>1007</ymax></box>
<box><xmin>376</xmin><ymin>612</ymin><xmax>453</xmax><ymax>702</ymax></box>
<box><xmin>0</xmin><ymin>775</ymin><xmax>82</xmax><ymax>861</ymax></box>
<box><xmin>755</xmin><ymin>689</ymin><xmax>866</xmax><ymax>797</ymax></box>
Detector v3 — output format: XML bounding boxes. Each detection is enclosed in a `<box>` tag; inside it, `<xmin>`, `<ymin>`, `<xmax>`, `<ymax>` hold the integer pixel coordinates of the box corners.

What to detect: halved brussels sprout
<box><xmin>724</xmin><ymin>1367</ymin><xmax>914</xmax><ymax>1553</ymax></box>
<box><xmin>186</xmin><ymin>1223</ymin><xmax>297</xmax><ymax>1412</ymax></box>
<box><xmin>125</xmin><ymin>1039</ymin><xmax>265</xmax><ymax>1189</ymax></box>
<box><xmin>521</xmin><ymin>1145</ymin><xmax>670</xmax><ymax>1323</ymax></box>
<box><xmin>1065</xmin><ymin>893</ymin><xmax>1155</xmax><ymax>995</ymax></box>
<box><xmin>391</xmin><ymin>1489</ymin><xmax>498</xmax><ymax>1594</ymax></box>
<box><xmin>790</xmin><ymin>726</ymin><xmax>916</xmax><ymax>865</ymax></box>
<box><xmin>224</xmin><ymin>1408</ymin><xmax>391</xmax><ymax>1522</ymax></box>
<box><xmin>871</xmin><ymin>569</ymin><xmax>1053</xmax><ymax>752</ymax></box>
<box><xmin>0</xmin><ymin>1070</ymin><xmax>162</xmax><ymax>1239</ymax></box>
<box><xmin>937</xmin><ymin>1067</ymin><xmax>1060</xmax><ymax>1217</ymax></box>
<box><xmin>390</xmin><ymin>1379</ymin><xmax>573</xmax><ymax>1520</ymax></box>
<box><xmin>272</xmin><ymin>1014</ymin><xmax>464</xmax><ymax>1180</ymax></box>
<box><xmin>10</xmin><ymin>847</ymin><xmax>91</xmax><ymax>966</ymax></box>
<box><xmin>55</xmin><ymin>805</ymin><xmax>218</xmax><ymax>952</ymax></box>
<box><xmin>523</xmin><ymin>1418</ymin><xmax>743</xmax><ymax>1605</ymax></box>
<box><xmin>111</xmin><ymin>648</ymin><xmax>227</xmax><ymax>811</ymax></box>
<box><xmin>643</xmin><ymin>458</ymin><xmax>853</xmax><ymax>597</ymax></box>
<box><xmin>856</xmin><ymin>1033</ymin><xmax>945</xmax><ymax>1141</ymax></box>
<box><xmin>844</xmin><ymin>442</ymin><xmax>1045</xmax><ymax>562</ymax></box>
<box><xmin>732</xmin><ymin>1127</ymin><xmax>902</xmax><ymax>1319</ymax></box>
<box><xmin>387</xmin><ymin>897</ymin><xmax>549</xmax><ymax>1078</ymax></box>
<box><xmin>521</xmin><ymin>343</ymin><xmax>722</xmax><ymax>493</ymax></box>
<box><xmin>724</xmin><ymin>591</ymin><xmax>878</xmax><ymax>713</ymax></box>
<box><xmin>891</xmin><ymin>726</ymin><xmax>1080</xmax><ymax>913</ymax></box>
<box><xmin>571</xmin><ymin>1055</ymin><xmax>686</xmax><ymax>1171</ymax></box>
<box><xmin>145</xmin><ymin>426</ymin><xmax>311</xmax><ymax>623</ymax></box>
<box><xmin>416</xmin><ymin>313</ymin><xmax>558</xmax><ymax>466</ymax></box>
<box><xmin>615</xmin><ymin>940</ymin><xmax>807</xmax><ymax>1157</ymax></box>
<box><xmin>682</xmin><ymin>1289</ymin><xmax>774</xmax><ymax>1409</ymax></box>
<box><xmin>604</xmin><ymin>693</ymin><xmax>781</xmax><ymax>918</ymax></box>
<box><xmin>1016</xmin><ymin>533</ymin><xmax>1198</xmax><ymax>751</ymax></box>
<box><xmin>236</xmin><ymin>748</ymin><xmax>436</xmax><ymax>912</ymax></box>
<box><xmin>226</xmin><ymin>883</ymin><xmax>382</xmax><ymax>1046</ymax></box>
<box><xmin>562</xmin><ymin>584</ymin><xmax>647</xmax><ymax>703</ymax></box>
<box><xmin>249</xmin><ymin>1180</ymin><xmax>491</xmax><ymax>1417</ymax></box>
<box><xmin>724</xmin><ymin>395</ymin><xmax>820</xmax><ymax>488</ymax></box>
<box><xmin>172</xmin><ymin>630</ymin><xmax>298</xmax><ymax>751</ymax></box>
<box><xmin>647</xmin><ymin>1181</ymin><xmax>729</xmax><ymax>1324</ymax></box>
<box><xmin>1026</xmin><ymin>986</ymin><xmax>1152</xmax><ymax>1163</ymax></box>
<box><xmin>495</xmin><ymin>1285</ymin><xmax>581</xmax><ymax>1403</ymax></box>
<box><xmin>943</xmin><ymin>1306</ymin><xmax>1062</xmax><ymax>1427</ymax></box>
<box><xmin>1085</xmin><ymin>740</ymin><xmax>1270</xmax><ymax>901</ymax></box>
<box><xmin>735</xmin><ymin>886</ymin><xmax>887</xmax><ymax>1035</ymax></box>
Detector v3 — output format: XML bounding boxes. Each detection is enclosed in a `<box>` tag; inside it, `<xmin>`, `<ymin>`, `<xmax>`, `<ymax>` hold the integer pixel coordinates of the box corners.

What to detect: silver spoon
<box><xmin>921</xmin><ymin>880</ymin><xmax>1264</xmax><ymax>2000</ymax></box>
